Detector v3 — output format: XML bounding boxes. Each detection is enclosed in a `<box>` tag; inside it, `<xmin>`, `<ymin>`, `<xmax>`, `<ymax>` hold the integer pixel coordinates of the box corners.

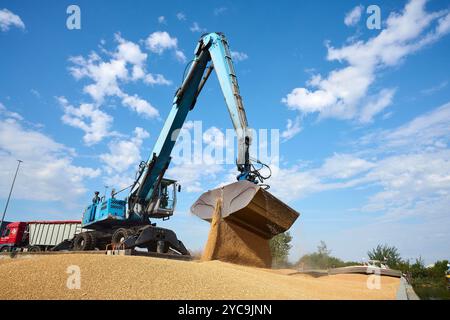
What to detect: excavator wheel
<box><xmin>145</xmin><ymin>242</ymin><xmax>157</xmax><ymax>252</ymax></box>
<box><xmin>87</xmin><ymin>232</ymin><xmax>98</xmax><ymax>250</ymax></box>
<box><xmin>111</xmin><ymin>228</ymin><xmax>135</xmax><ymax>247</ymax></box>
<box><xmin>142</xmin><ymin>240</ymin><xmax>169</xmax><ymax>253</ymax></box>
<box><xmin>73</xmin><ymin>232</ymin><xmax>94</xmax><ymax>251</ymax></box>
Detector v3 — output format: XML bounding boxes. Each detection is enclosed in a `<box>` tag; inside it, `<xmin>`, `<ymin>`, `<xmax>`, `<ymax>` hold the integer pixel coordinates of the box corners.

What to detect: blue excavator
<box><xmin>73</xmin><ymin>33</ymin><xmax>299</xmax><ymax>258</ymax></box>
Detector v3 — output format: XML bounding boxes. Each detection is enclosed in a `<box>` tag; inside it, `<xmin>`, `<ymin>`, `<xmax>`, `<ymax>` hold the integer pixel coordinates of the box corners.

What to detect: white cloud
<box><xmin>145</xmin><ymin>31</ymin><xmax>186</xmax><ymax>62</ymax></box>
<box><xmin>203</xmin><ymin>126</ymin><xmax>225</xmax><ymax>150</ymax></box>
<box><xmin>121</xmin><ymin>94</ymin><xmax>159</xmax><ymax>118</ymax></box>
<box><xmin>114</xmin><ymin>34</ymin><xmax>148</xmax><ymax>80</ymax></box>
<box><xmin>166</xmin><ymin>162</ymin><xmax>223</xmax><ymax>193</ymax></box>
<box><xmin>269</xmin><ymin>148</ymin><xmax>450</xmax><ymax>218</ymax></box>
<box><xmin>100</xmin><ymin>127</ymin><xmax>149</xmax><ymax>175</ymax></box>
<box><xmin>176</xmin><ymin>12</ymin><xmax>186</xmax><ymax>21</ymax></box>
<box><xmin>157</xmin><ymin>16</ymin><xmax>166</xmax><ymax>24</ymax></box>
<box><xmin>175</xmin><ymin>49</ymin><xmax>187</xmax><ymax>63</ymax></box>
<box><xmin>30</xmin><ymin>89</ymin><xmax>41</xmax><ymax>99</ymax></box>
<box><xmin>182</xmin><ymin>120</ymin><xmax>195</xmax><ymax>130</ymax></box>
<box><xmin>283</xmin><ymin>0</ymin><xmax>450</xmax><ymax>123</ymax></box>
<box><xmin>165</xmin><ymin>123</ymin><xmax>226</xmax><ymax>192</ymax></box>
<box><xmin>70</xmin><ymin>54</ymin><xmax>127</xmax><ymax>103</ymax></box>
<box><xmin>230</xmin><ymin>51</ymin><xmax>248</xmax><ymax>62</ymax></box>
<box><xmin>270</xmin><ymin>101</ymin><xmax>450</xmax><ymax>224</ymax></box>
<box><xmin>114</xmin><ymin>35</ymin><xmax>147</xmax><ymax>66</ymax></box>
<box><xmin>318</xmin><ymin>153</ymin><xmax>375</xmax><ymax>179</ymax></box>
<box><xmin>214</xmin><ymin>7</ymin><xmax>227</xmax><ymax>16</ymax></box>
<box><xmin>421</xmin><ymin>80</ymin><xmax>448</xmax><ymax>95</ymax></box>
<box><xmin>344</xmin><ymin>5</ymin><xmax>364</xmax><ymax>27</ymax></box>
<box><xmin>103</xmin><ymin>173</ymin><xmax>135</xmax><ymax>190</ymax></box>
<box><xmin>58</xmin><ymin>96</ymin><xmax>113</xmax><ymax>146</ymax></box>
<box><xmin>0</xmin><ymin>102</ymin><xmax>23</xmax><ymax>120</ymax></box>
<box><xmin>361</xmin><ymin>151</ymin><xmax>450</xmax><ymax>218</ymax></box>
<box><xmin>144</xmin><ymin>73</ymin><xmax>172</xmax><ymax>86</ymax></box>
<box><xmin>0</xmin><ymin>8</ymin><xmax>25</xmax><ymax>31</ymax></box>
<box><xmin>190</xmin><ymin>22</ymin><xmax>206</xmax><ymax>33</ymax></box>
<box><xmin>281</xmin><ymin>117</ymin><xmax>302</xmax><ymax>141</ymax></box>
<box><xmin>145</xmin><ymin>31</ymin><xmax>178</xmax><ymax>53</ymax></box>
<box><xmin>264</xmin><ymin>154</ymin><xmax>374</xmax><ymax>202</ymax></box>
<box><xmin>359</xmin><ymin>88</ymin><xmax>396</xmax><ymax>123</ymax></box>
<box><xmin>100</xmin><ymin>127</ymin><xmax>152</xmax><ymax>192</ymax></box>
<box><xmin>0</xmin><ymin>107</ymin><xmax>100</xmax><ymax>203</ymax></box>
<box><xmin>360</xmin><ymin>101</ymin><xmax>450</xmax><ymax>151</ymax></box>
<box><xmin>67</xmin><ymin>34</ymin><xmax>166</xmax><ymax>129</ymax></box>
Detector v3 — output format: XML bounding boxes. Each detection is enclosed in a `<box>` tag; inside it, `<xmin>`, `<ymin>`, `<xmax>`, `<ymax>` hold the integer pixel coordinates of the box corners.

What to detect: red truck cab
<box><xmin>0</xmin><ymin>222</ymin><xmax>28</xmax><ymax>251</ymax></box>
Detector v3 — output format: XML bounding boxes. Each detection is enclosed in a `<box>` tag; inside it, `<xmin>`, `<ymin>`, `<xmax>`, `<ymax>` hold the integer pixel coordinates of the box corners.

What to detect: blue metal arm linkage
<box><xmin>128</xmin><ymin>32</ymin><xmax>253</xmax><ymax>217</ymax></box>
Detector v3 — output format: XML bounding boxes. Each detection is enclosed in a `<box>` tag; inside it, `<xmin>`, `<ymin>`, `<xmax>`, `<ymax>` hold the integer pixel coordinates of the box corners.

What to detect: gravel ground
<box><xmin>0</xmin><ymin>254</ymin><xmax>400</xmax><ymax>300</ymax></box>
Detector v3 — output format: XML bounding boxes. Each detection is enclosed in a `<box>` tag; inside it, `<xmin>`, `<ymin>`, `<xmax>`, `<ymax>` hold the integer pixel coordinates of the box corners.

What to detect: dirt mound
<box><xmin>0</xmin><ymin>254</ymin><xmax>401</xmax><ymax>299</ymax></box>
<box><xmin>201</xmin><ymin>198</ymin><xmax>271</xmax><ymax>268</ymax></box>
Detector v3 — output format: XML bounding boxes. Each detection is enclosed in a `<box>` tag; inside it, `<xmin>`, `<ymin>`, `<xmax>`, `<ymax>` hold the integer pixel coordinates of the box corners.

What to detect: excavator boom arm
<box><xmin>128</xmin><ymin>32</ymin><xmax>252</xmax><ymax>217</ymax></box>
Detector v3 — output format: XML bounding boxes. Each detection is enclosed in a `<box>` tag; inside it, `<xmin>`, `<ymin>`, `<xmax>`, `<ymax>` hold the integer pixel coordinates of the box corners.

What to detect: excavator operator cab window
<box><xmin>160</xmin><ymin>185</ymin><xmax>169</xmax><ymax>209</ymax></box>
<box><xmin>157</xmin><ymin>179</ymin><xmax>177</xmax><ymax>213</ymax></box>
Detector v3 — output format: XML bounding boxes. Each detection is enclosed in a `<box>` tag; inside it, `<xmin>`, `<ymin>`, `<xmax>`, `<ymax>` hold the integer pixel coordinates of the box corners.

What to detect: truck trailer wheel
<box><xmin>73</xmin><ymin>232</ymin><xmax>94</xmax><ymax>251</ymax></box>
<box><xmin>28</xmin><ymin>246</ymin><xmax>41</xmax><ymax>252</ymax></box>
<box><xmin>0</xmin><ymin>246</ymin><xmax>10</xmax><ymax>252</ymax></box>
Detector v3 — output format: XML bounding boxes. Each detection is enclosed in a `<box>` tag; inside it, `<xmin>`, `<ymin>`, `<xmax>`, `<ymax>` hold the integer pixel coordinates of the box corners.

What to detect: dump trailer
<box><xmin>0</xmin><ymin>221</ymin><xmax>83</xmax><ymax>252</ymax></box>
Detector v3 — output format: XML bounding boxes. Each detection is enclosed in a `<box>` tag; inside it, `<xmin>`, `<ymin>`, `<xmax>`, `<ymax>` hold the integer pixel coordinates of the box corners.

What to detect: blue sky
<box><xmin>1</xmin><ymin>0</ymin><xmax>449</xmax><ymax>264</ymax></box>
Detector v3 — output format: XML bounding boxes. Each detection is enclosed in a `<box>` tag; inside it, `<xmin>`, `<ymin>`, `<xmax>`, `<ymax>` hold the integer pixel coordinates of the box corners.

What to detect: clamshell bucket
<box><xmin>191</xmin><ymin>181</ymin><xmax>299</xmax><ymax>268</ymax></box>
<box><xmin>191</xmin><ymin>180</ymin><xmax>299</xmax><ymax>239</ymax></box>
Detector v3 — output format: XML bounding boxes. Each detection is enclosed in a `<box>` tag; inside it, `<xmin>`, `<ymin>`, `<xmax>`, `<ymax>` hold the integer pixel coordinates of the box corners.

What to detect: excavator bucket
<box><xmin>191</xmin><ymin>180</ymin><xmax>300</xmax><ymax>268</ymax></box>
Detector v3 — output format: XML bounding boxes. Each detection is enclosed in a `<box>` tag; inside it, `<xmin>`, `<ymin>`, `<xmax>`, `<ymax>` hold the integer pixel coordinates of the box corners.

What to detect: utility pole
<box><xmin>0</xmin><ymin>160</ymin><xmax>23</xmax><ymax>231</ymax></box>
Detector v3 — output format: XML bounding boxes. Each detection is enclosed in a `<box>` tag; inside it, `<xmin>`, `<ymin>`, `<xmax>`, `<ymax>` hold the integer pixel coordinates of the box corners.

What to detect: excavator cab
<box><xmin>148</xmin><ymin>178</ymin><xmax>178</xmax><ymax>220</ymax></box>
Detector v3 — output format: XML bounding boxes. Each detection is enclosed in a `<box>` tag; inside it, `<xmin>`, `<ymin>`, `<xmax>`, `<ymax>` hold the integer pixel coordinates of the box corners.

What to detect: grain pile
<box><xmin>0</xmin><ymin>254</ymin><xmax>400</xmax><ymax>299</ymax></box>
<box><xmin>201</xmin><ymin>198</ymin><xmax>272</xmax><ymax>268</ymax></box>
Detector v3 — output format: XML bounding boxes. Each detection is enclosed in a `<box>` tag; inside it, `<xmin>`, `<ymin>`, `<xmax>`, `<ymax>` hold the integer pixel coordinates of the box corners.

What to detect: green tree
<box><xmin>297</xmin><ymin>241</ymin><xmax>348</xmax><ymax>270</ymax></box>
<box><xmin>367</xmin><ymin>244</ymin><xmax>402</xmax><ymax>268</ymax></box>
<box><xmin>317</xmin><ymin>240</ymin><xmax>331</xmax><ymax>256</ymax></box>
<box><xmin>397</xmin><ymin>259</ymin><xmax>411</xmax><ymax>275</ymax></box>
<box><xmin>427</xmin><ymin>260</ymin><xmax>449</xmax><ymax>281</ymax></box>
<box><xmin>269</xmin><ymin>231</ymin><xmax>292</xmax><ymax>267</ymax></box>
<box><xmin>410</xmin><ymin>257</ymin><xmax>427</xmax><ymax>279</ymax></box>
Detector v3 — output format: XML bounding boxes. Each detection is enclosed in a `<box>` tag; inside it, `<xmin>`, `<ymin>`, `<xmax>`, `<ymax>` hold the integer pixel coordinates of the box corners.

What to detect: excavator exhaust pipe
<box><xmin>191</xmin><ymin>180</ymin><xmax>300</xmax><ymax>268</ymax></box>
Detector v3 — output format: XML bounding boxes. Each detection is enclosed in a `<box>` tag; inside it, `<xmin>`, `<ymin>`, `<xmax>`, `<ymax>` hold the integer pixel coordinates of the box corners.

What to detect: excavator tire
<box><xmin>73</xmin><ymin>232</ymin><xmax>94</xmax><ymax>251</ymax></box>
<box><xmin>87</xmin><ymin>232</ymin><xmax>98</xmax><ymax>250</ymax></box>
<box><xmin>111</xmin><ymin>228</ymin><xmax>134</xmax><ymax>246</ymax></box>
<box><xmin>146</xmin><ymin>242</ymin><xmax>157</xmax><ymax>252</ymax></box>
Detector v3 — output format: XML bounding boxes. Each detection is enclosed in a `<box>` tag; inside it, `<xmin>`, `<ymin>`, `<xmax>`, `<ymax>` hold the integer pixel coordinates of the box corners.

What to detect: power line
<box><xmin>0</xmin><ymin>160</ymin><xmax>23</xmax><ymax>232</ymax></box>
